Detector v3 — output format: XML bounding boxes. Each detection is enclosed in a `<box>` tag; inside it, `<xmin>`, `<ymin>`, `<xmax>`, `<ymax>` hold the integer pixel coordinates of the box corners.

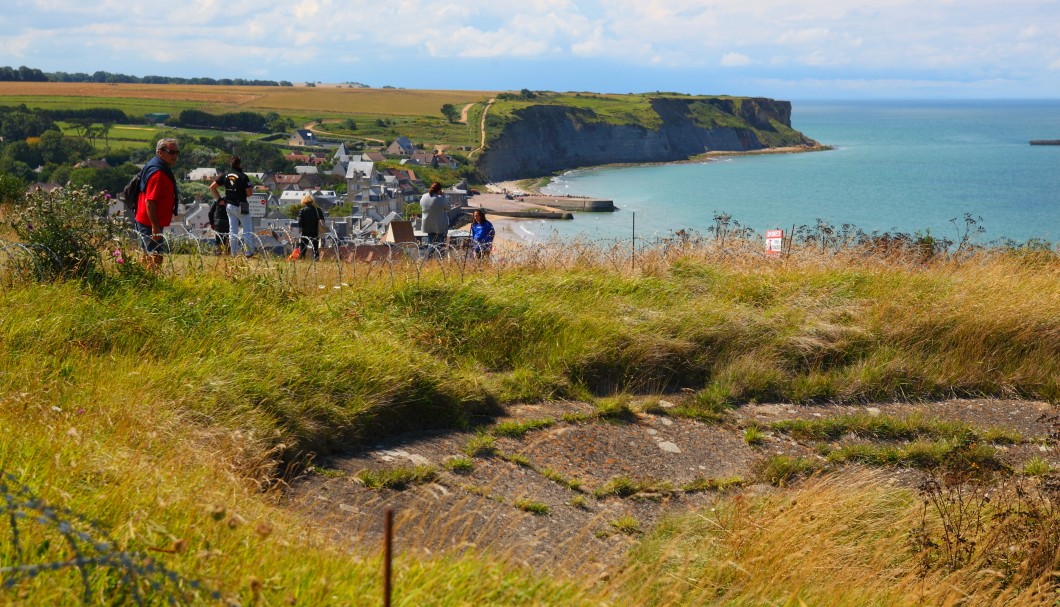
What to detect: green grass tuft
<box><xmin>513</xmin><ymin>498</ymin><xmax>551</xmax><ymax>515</ymax></box>
<box><xmin>493</xmin><ymin>417</ymin><xmax>556</xmax><ymax>438</ymax></box>
<box><xmin>756</xmin><ymin>455</ymin><xmax>823</xmax><ymax>486</ymax></box>
<box><xmin>463</xmin><ymin>433</ymin><xmax>497</xmax><ymax>457</ymax></box>
<box><xmin>444</xmin><ymin>456</ymin><xmax>475</xmax><ymax>474</ymax></box>
<box><xmin>355</xmin><ymin>465</ymin><xmax>437</xmax><ymax>490</ymax></box>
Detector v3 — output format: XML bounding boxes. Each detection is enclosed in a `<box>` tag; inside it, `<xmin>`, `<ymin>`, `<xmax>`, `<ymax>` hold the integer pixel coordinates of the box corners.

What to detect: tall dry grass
<box><xmin>609</xmin><ymin>469</ymin><xmax>1060</xmax><ymax>606</ymax></box>
<box><xmin>1</xmin><ymin>228</ymin><xmax>1057</xmax><ymax>604</ymax></box>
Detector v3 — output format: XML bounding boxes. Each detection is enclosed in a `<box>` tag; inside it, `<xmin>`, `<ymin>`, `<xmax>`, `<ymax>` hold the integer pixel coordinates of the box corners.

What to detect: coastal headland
<box><xmin>475</xmin><ymin>95</ymin><xmax>819</xmax><ymax>182</ymax></box>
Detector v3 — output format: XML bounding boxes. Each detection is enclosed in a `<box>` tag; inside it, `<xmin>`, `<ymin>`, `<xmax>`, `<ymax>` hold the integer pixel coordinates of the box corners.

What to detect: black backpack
<box><xmin>120</xmin><ymin>167</ymin><xmax>178</xmax><ymax>216</ymax></box>
<box><xmin>121</xmin><ymin>171</ymin><xmax>141</xmax><ymax>213</ymax></box>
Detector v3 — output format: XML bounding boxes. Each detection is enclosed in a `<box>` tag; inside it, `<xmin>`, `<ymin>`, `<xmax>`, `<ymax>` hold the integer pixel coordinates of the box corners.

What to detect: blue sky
<box><xmin>3</xmin><ymin>0</ymin><xmax>1060</xmax><ymax>99</ymax></box>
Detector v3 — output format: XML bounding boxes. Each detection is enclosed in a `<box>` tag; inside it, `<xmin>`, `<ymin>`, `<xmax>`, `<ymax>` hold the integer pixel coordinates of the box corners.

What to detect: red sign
<box><xmin>765</xmin><ymin>229</ymin><xmax>784</xmax><ymax>255</ymax></box>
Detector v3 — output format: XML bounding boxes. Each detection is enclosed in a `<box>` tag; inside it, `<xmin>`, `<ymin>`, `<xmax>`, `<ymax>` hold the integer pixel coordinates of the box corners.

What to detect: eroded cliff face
<box><xmin>476</xmin><ymin>97</ymin><xmax>816</xmax><ymax>182</ymax></box>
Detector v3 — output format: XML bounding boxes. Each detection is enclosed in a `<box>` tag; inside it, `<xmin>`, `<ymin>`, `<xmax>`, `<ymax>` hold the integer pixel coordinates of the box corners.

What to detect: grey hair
<box><xmin>155</xmin><ymin>138</ymin><xmax>179</xmax><ymax>153</ymax></box>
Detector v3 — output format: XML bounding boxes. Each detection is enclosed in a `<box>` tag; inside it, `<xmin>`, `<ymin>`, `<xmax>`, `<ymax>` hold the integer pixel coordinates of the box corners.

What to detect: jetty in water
<box><xmin>1029</xmin><ymin>140</ymin><xmax>1060</xmax><ymax>145</ymax></box>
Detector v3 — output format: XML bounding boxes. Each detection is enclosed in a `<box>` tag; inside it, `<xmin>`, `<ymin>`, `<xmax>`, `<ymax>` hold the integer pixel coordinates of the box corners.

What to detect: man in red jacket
<box><xmin>135</xmin><ymin>138</ymin><xmax>180</xmax><ymax>270</ymax></box>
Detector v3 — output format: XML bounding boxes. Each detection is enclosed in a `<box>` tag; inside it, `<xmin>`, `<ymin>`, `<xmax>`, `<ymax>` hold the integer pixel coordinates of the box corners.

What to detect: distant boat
<box><xmin>1029</xmin><ymin>140</ymin><xmax>1060</xmax><ymax>145</ymax></box>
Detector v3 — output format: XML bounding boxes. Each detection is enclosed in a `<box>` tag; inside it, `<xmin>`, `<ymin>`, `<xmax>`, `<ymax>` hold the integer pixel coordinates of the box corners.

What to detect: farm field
<box><xmin>0</xmin><ymin>82</ymin><xmax>498</xmax><ymax>118</ymax></box>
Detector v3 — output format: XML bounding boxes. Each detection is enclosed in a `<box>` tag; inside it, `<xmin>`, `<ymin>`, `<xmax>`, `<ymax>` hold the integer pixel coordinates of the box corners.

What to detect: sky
<box><xmin>3</xmin><ymin>0</ymin><xmax>1060</xmax><ymax>100</ymax></box>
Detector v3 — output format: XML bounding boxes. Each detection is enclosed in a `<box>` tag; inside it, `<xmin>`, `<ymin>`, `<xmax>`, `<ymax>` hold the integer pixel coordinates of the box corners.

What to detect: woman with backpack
<box><xmin>292</xmin><ymin>194</ymin><xmax>326</xmax><ymax>261</ymax></box>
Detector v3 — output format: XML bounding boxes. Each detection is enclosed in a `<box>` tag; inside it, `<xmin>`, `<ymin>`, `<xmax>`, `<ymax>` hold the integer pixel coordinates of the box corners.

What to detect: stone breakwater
<box><xmin>526</xmin><ymin>196</ymin><xmax>615</xmax><ymax>212</ymax></box>
<box><xmin>464</xmin><ymin>192</ymin><xmax>614</xmax><ymax>220</ymax></box>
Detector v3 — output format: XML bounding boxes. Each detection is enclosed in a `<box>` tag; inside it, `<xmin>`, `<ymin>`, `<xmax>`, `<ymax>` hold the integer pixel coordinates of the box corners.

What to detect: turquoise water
<box><xmin>537</xmin><ymin>100</ymin><xmax>1060</xmax><ymax>244</ymax></box>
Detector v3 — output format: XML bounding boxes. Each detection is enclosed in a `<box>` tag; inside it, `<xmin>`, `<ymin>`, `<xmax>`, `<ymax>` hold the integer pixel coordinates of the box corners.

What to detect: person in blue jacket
<box><xmin>468</xmin><ymin>209</ymin><xmax>495</xmax><ymax>259</ymax></box>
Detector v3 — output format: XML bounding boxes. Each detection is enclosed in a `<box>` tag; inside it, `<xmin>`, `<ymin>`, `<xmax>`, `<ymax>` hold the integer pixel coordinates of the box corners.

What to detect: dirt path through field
<box><xmin>458</xmin><ymin>103</ymin><xmax>473</xmax><ymax>124</ymax></box>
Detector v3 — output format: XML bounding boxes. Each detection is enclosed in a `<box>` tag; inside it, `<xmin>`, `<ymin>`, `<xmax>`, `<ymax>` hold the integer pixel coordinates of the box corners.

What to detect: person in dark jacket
<box><xmin>207</xmin><ymin>197</ymin><xmax>230</xmax><ymax>254</ymax></box>
<box><xmin>294</xmin><ymin>194</ymin><xmax>326</xmax><ymax>260</ymax></box>
<box><xmin>210</xmin><ymin>156</ymin><xmax>254</xmax><ymax>258</ymax></box>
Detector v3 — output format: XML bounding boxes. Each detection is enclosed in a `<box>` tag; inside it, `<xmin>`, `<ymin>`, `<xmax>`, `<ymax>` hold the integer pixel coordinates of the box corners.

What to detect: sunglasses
<box><xmin>163</xmin><ymin>148</ymin><xmax>181</xmax><ymax>155</ymax></box>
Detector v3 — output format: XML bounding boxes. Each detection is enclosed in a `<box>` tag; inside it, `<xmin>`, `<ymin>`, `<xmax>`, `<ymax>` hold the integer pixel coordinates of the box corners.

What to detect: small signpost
<box><xmin>248</xmin><ymin>194</ymin><xmax>268</xmax><ymax>218</ymax></box>
<box><xmin>765</xmin><ymin>229</ymin><xmax>784</xmax><ymax>256</ymax></box>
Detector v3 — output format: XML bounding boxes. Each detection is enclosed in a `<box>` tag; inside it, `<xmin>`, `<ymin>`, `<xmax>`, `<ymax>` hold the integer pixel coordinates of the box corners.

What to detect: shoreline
<box><xmin>482</xmin><ymin>144</ymin><xmax>833</xmax><ymax>248</ymax></box>
<box><xmin>486</xmin><ymin>144</ymin><xmax>832</xmax><ymax>195</ymax></box>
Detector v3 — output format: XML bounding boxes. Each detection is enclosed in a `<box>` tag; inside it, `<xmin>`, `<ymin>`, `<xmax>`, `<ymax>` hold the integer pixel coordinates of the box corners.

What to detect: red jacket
<box><xmin>135</xmin><ymin>157</ymin><xmax>176</xmax><ymax>227</ymax></box>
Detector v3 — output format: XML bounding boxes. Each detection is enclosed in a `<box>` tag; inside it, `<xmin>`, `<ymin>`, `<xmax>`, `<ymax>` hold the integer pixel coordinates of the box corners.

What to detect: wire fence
<box><xmin>1</xmin><ymin>213</ymin><xmax>1053</xmax><ymax>291</ymax></box>
<box><xmin>0</xmin><ymin>473</ymin><xmax>220</xmax><ymax>605</ymax></box>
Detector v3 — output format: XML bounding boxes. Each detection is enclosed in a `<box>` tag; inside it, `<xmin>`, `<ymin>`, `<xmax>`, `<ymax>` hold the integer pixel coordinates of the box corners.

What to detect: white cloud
<box><xmin>776</xmin><ymin>27</ymin><xmax>833</xmax><ymax>45</ymax></box>
<box><xmin>2</xmin><ymin>0</ymin><xmax>1060</xmax><ymax>97</ymax></box>
<box><xmin>1018</xmin><ymin>25</ymin><xmax>1043</xmax><ymax>40</ymax></box>
<box><xmin>720</xmin><ymin>52</ymin><xmax>752</xmax><ymax>67</ymax></box>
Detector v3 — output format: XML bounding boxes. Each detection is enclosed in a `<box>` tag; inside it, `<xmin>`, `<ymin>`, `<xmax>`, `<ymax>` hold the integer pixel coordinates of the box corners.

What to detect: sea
<box><xmin>529</xmin><ymin>99</ymin><xmax>1060</xmax><ymax>246</ymax></box>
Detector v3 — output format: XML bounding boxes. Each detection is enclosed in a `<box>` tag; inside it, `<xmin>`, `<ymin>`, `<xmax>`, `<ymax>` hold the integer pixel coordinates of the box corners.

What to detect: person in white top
<box><xmin>418</xmin><ymin>182</ymin><xmax>451</xmax><ymax>251</ymax></box>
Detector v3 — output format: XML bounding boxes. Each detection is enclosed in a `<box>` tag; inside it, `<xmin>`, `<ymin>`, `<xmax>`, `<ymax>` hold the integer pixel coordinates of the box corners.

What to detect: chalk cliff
<box><xmin>475</xmin><ymin>97</ymin><xmax>818</xmax><ymax>182</ymax></box>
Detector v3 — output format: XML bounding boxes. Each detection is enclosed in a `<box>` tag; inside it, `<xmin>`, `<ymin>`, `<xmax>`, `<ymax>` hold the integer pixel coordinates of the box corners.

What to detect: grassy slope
<box><xmin>484</xmin><ymin>92</ymin><xmax>811</xmax><ymax>151</ymax></box>
<box><xmin>1</xmin><ymin>240</ymin><xmax>1058</xmax><ymax>604</ymax></box>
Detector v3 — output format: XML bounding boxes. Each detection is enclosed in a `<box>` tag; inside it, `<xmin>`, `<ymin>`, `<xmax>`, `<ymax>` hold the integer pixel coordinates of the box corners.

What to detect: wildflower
<box><xmin>208</xmin><ymin>504</ymin><xmax>226</xmax><ymax>521</ymax></box>
<box><xmin>254</xmin><ymin>520</ymin><xmax>274</xmax><ymax>538</ymax></box>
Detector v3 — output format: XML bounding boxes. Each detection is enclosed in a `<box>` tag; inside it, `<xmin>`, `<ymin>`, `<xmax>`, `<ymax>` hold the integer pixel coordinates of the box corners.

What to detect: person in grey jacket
<box><xmin>419</xmin><ymin>182</ymin><xmax>451</xmax><ymax>247</ymax></box>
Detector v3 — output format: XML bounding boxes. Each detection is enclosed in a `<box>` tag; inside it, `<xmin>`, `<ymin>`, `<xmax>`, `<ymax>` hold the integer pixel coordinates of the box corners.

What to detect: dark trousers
<box><xmin>296</xmin><ymin>235</ymin><xmax>320</xmax><ymax>260</ymax></box>
<box><xmin>424</xmin><ymin>232</ymin><xmax>447</xmax><ymax>259</ymax></box>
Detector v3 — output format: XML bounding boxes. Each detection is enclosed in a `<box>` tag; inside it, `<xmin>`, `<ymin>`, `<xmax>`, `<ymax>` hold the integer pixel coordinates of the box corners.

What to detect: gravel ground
<box><xmin>289</xmin><ymin>398</ymin><xmax>1058</xmax><ymax>576</ymax></box>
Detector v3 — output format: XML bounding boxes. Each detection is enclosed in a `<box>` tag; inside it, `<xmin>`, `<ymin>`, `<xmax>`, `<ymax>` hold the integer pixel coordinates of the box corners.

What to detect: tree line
<box><xmin>0</xmin><ymin>65</ymin><xmax>292</xmax><ymax>87</ymax></box>
<box><xmin>0</xmin><ymin>105</ymin><xmax>294</xmax><ymax>142</ymax></box>
<box><xmin>0</xmin><ymin>128</ymin><xmax>300</xmax><ymax>204</ymax></box>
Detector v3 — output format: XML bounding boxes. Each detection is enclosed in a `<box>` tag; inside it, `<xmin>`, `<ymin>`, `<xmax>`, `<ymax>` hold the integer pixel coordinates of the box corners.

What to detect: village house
<box><xmin>379</xmin><ymin>167</ymin><xmax>423</xmax><ymax>203</ymax></box>
<box><xmin>330</xmin><ymin>159</ymin><xmax>349</xmax><ymax>179</ymax></box>
<box><xmin>262</xmin><ymin>173</ymin><xmax>322</xmax><ymax>192</ymax></box>
<box><xmin>333</xmin><ymin>143</ymin><xmax>352</xmax><ymax>162</ymax></box>
<box><xmin>385</xmin><ymin>136</ymin><xmax>416</xmax><ymax>157</ymax></box>
<box><xmin>288</xmin><ymin>129</ymin><xmax>319</xmax><ymax>147</ymax></box>
<box><xmin>278</xmin><ymin>189</ymin><xmax>340</xmax><ymax>210</ymax></box>
<box><xmin>345</xmin><ymin>159</ymin><xmax>378</xmax><ymax>202</ymax></box>
<box><xmin>406</xmin><ymin>151</ymin><xmax>460</xmax><ymax>170</ymax></box>
<box><xmin>73</xmin><ymin>159</ymin><xmax>110</xmax><ymax>170</ymax></box>
<box><xmin>186</xmin><ymin>167</ymin><xmax>220</xmax><ymax>182</ymax></box>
